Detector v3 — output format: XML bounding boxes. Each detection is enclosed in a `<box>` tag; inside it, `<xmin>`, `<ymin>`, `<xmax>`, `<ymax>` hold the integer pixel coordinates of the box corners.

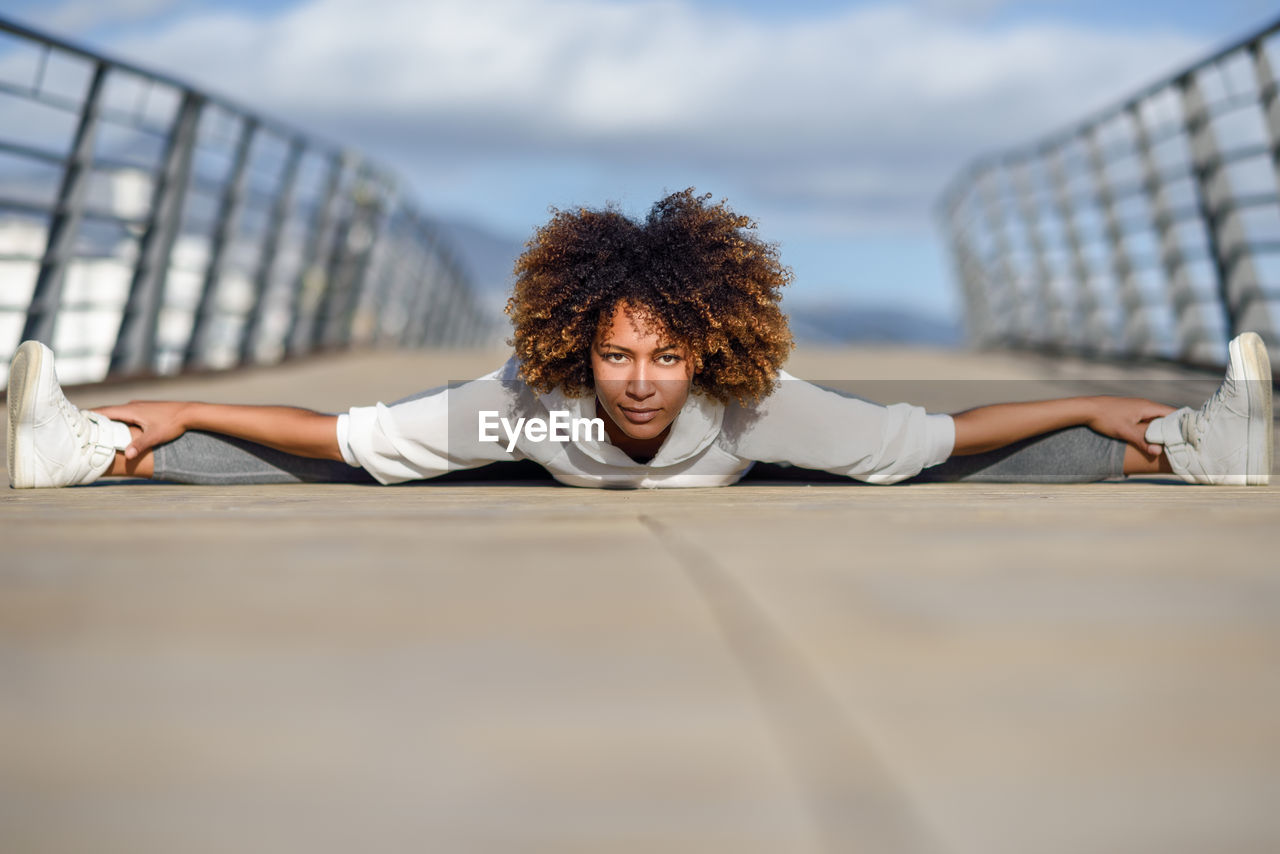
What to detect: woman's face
<box><xmin>590</xmin><ymin>302</ymin><xmax>694</xmax><ymax>453</ymax></box>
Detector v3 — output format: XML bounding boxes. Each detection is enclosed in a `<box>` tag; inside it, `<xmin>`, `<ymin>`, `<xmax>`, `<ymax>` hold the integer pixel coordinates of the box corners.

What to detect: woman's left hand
<box><xmin>1085</xmin><ymin>396</ymin><xmax>1177</xmax><ymax>456</ymax></box>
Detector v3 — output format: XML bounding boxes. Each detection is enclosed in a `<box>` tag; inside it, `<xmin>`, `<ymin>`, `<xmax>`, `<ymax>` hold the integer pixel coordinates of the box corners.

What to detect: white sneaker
<box><xmin>1144</xmin><ymin>331</ymin><xmax>1273</xmax><ymax>485</ymax></box>
<box><xmin>7</xmin><ymin>341</ymin><xmax>133</xmax><ymax>489</ymax></box>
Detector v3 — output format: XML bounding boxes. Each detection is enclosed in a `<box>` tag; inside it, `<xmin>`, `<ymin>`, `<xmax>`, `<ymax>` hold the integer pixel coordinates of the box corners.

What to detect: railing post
<box><xmin>1179</xmin><ymin>70</ymin><xmax>1265</xmax><ymax>351</ymax></box>
<box><xmin>308</xmin><ymin>161</ymin><xmax>363</xmax><ymax>351</ymax></box>
<box><xmin>238</xmin><ymin>138</ymin><xmax>303</xmax><ymax>364</ymax></box>
<box><xmin>109</xmin><ymin>90</ymin><xmax>202</xmax><ymax>375</ymax></box>
<box><xmin>21</xmin><ymin>61</ymin><xmax>107</xmax><ymax>347</ymax></box>
<box><xmin>374</xmin><ymin>209</ymin><xmax>425</xmax><ymax>347</ymax></box>
<box><xmin>1010</xmin><ymin>157</ymin><xmax>1064</xmax><ymax>350</ymax></box>
<box><xmin>424</xmin><ymin>250</ymin><xmax>460</xmax><ymax>347</ymax></box>
<box><xmin>440</xmin><ymin>254</ymin><xmax>469</xmax><ymax>345</ymax></box>
<box><xmin>184</xmin><ymin>116</ymin><xmax>257</xmax><ymax>369</ymax></box>
<box><xmin>285</xmin><ymin>154</ymin><xmax>345</xmax><ymax>357</ymax></box>
<box><xmin>1247</xmin><ymin>40</ymin><xmax>1280</xmax><ymax>353</ymax></box>
<box><xmin>398</xmin><ymin>241</ymin><xmax>428</xmax><ymax>347</ymax></box>
<box><xmin>938</xmin><ymin>186</ymin><xmax>997</xmax><ymax>348</ymax></box>
<box><xmin>1252</xmin><ymin>40</ymin><xmax>1280</xmax><ymax>212</ymax></box>
<box><xmin>975</xmin><ymin>168</ymin><xmax>1022</xmax><ymax>346</ymax></box>
<box><xmin>335</xmin><ymin>176</ymin><xmax>390</xmax><ymax>349</ymax></box>
<box><xmin>951</xmin><ymin>229</ymin><xmax>994</xmax><ymax>347</ymax></box>
<box><xmin>1084</xmin><ymin>125</ymin><xmax>1146</xmax><ymax>356</ymax></box>
<box><xmin>373</xmin><ymin>211</ymin><xmax>418</xmax><ymax>346</ymax></box>
<box><xmin>1127</xmin><ymin>103</ymin><xmax>1213</xmax><ymax>364</ymax></box>
<box><xmin>1045</xmin><ymin>144</ymin><xmax>1097</xmax><ymax>353</ymax></box>
<box><xmin>433</xmin><ymin>282</ymin><xmax>457</xmax><ymax>347</ymax></box>
<box><xmin>404</xmin><ymin>223</ymin><xmax>444</xmax><ymax>346</ymax></box>
<box><xmin>391</xmin><ymin>220</ymin><xmax>427</xmax><ymax>346</ymax></box>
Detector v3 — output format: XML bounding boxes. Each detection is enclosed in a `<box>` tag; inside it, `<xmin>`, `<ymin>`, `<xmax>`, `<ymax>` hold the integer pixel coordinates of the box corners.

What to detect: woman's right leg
<box><xmin>114</xmin><ymin>430</ymin><xmax>375</xmax><ymax>485</ymax></box>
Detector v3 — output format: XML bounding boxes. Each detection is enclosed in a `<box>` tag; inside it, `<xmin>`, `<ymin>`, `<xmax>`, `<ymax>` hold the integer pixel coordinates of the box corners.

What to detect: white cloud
<box><xmin>918</xmin><ymin>0</ymin><xmax>1019</xmax><ymax>21</ymax></box>
<box><xmin>24</xmin><ymin>0</ymin><xmax>183</xmax><ymax>35</ymax></box>
<box><xmin>102</xmin><ymin>0</ymin><xmax>1209</xmax><ymax>236</ymax></box>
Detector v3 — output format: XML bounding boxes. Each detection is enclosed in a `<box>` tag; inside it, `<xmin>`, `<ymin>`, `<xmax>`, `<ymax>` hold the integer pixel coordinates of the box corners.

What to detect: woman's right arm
<box><xmin>93</xmin><ymin>401</ymin><xmax>341</xmax><ymax>461</ymax></box>
<box><xmin>94</xmin><ymin>358</ymin><xmax>525</xmax><ymax>481</ymax></box>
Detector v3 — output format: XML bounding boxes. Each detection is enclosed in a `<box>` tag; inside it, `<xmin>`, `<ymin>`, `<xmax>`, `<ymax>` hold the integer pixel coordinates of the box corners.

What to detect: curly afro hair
<box><xmin>505</xmin><ymin>189</ymin><xmax>794</xmax><ymax>405</ymax></box>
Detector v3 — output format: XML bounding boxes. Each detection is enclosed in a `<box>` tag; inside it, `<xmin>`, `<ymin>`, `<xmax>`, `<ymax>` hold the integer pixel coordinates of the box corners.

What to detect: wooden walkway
<box><xmin>2</xmin><ymin>346</ymin><xmax>1277</xmax><ymax>854</ymax></box>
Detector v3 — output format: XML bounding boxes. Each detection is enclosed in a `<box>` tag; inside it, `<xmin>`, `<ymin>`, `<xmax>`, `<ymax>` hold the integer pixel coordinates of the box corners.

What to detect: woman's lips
<box><xmin>618</xmin><ymin>406</ymin><xmax>660</xmax><ymax>424</ymax></box>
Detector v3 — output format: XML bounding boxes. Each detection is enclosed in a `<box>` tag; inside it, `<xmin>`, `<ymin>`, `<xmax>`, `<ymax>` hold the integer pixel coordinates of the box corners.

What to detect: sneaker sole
<box><xmin>1231</xmin><ymin>332</ymin><xmax>1272</xmax><ymax>486</ymax></box>
<box><xmin>6</xmin><ymin>340</ymin><xmax>45</xmax><ymax>490</ymax></box>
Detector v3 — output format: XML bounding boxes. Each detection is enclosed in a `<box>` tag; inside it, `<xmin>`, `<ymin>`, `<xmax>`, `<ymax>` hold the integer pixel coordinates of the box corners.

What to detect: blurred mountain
<box><xmin>785</xmin><ymin>301</ymin><xmax>964</xmax><ymax>347</ymax></box>
<box><xmin>431</xmin><ymin>218</ymin><xmax>525</xmax><ymax>316</ymax></box>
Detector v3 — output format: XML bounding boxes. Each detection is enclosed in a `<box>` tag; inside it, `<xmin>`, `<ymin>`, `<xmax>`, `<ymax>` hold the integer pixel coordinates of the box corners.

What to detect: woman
<box><xmin>6</xmin><ymin>190</ymin><xmax>1273</xmax><ymax>489</ymax></box>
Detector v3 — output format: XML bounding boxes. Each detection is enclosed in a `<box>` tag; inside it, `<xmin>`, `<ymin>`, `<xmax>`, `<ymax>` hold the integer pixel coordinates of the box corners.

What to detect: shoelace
<box><xmin>1184</xmin><ymin>372</ymin><xmax>1235</xmax><ymax>449</ymax></box>
<box><xmin>55</xmin><ymin>392</ymin><xmax>99</xmax><ymax>451</ymax></box>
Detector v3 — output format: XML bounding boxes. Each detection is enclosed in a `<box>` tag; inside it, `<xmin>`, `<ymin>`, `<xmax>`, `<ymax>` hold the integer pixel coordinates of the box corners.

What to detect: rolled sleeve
<box><xmin>922</xmin><ymin>413</ymin><xmax>956</xmax><ymax>469</ymax></box>
<box><xmin>335</xmin><ymin>412</ymin><xmax>359</xmax><ymax>467</ymax></box>
<box><xmin>340</xmin><ymin>363</ymin><xmax>523</xmax><ymax>484</ymax></box>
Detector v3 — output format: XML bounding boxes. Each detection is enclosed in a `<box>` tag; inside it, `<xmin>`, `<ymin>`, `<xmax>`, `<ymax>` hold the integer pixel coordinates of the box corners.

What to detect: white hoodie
<box><xmin>336</xmin><ymin>357</ymin><xmax>955</xmax><ymax>488</ymax></box>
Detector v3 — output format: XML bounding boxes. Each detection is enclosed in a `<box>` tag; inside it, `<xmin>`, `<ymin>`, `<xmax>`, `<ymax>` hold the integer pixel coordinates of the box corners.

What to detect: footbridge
<box><xmin>2</xmin><ymin>14</ymin><xmax>1279</xmax><ymax>854</ymax></box>
<box><xmin>2</xmin><ymin>345</ymin><xmax>1277</xmax><ymax>854</ymax></box>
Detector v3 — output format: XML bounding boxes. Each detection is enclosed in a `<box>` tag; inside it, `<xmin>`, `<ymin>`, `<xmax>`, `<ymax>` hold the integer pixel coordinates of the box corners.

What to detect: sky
<box><xmin>3</xmin><ymin>0</ymin><xmax>1277</xmax><ymax>320</ymax></box>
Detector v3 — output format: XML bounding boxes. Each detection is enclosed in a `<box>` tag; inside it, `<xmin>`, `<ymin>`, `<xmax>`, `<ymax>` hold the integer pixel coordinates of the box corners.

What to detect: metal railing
<box><xmin>938</xmin><ymin>16</ymin><xmax>1280</xmax><ymax>370</ymax></box>
<box><xmin>0</xmin><ymin>16</ymin><xmax>493</xmax><ymax>386</ymax></box>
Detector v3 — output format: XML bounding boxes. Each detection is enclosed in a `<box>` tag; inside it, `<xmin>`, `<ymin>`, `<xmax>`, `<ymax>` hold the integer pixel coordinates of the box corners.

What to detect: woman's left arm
<box><xmin>950</xmin><ymin>396</ymin><xmax>1176</xmax><ymax>457</ymax></box>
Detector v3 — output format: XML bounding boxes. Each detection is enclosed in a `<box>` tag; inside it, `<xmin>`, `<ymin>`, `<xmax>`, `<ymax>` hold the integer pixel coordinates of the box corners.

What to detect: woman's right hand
<box><xmin>92</xmin><ymin>400</ymin><xmax>196</xmax><ymax>459</ymax></box>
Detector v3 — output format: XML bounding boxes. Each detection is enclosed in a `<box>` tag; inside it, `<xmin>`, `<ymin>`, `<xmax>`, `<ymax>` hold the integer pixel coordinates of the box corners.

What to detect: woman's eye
<box><xmin>658</xmin><ymin>354</ymin><xmax>682</xmax><ymax>365</ymax></box>
<box><xmin>603</xmin><ymin>352</ymin><xmax>626</xmax><ymax>362</ymax></box>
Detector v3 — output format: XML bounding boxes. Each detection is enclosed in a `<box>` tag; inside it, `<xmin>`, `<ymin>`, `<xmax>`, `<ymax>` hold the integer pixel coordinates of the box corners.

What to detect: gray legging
<box><xmin>152</xmin><ymin>424</ymin><xmax>1128</xmax><ymax>486</ymax></box>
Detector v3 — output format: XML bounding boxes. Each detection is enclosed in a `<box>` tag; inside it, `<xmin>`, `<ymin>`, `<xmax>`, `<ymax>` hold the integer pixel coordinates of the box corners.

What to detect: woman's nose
<box><xmin>626</xmin><ymin>366</ymin><xmax>656</xmax><ymax>399</ymax></box>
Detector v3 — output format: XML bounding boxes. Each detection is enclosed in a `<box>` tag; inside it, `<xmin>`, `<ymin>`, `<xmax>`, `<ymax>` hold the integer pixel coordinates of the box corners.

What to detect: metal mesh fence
<box><xmin>0</xmin><ymin>16</ymin><xmax>493</xmax><ymax>386</ymax></box>
<box><xmin>938</xmin><ymin>16</ymin><xmax>1280</xmax><ymax>371</ymax></box>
